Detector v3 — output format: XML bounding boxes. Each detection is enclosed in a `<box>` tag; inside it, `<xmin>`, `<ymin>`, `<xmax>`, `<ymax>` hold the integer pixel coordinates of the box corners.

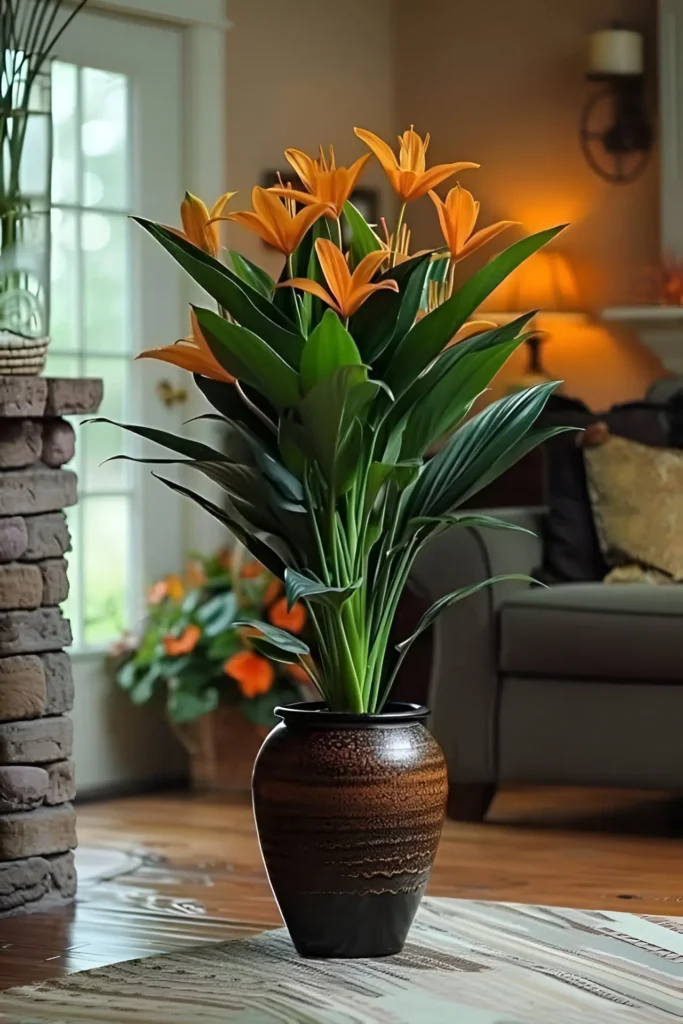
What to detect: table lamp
<box><xmin>487</xmin><ymin>249</ymin><xmax>586</xmax><ymax>386</ymax></box>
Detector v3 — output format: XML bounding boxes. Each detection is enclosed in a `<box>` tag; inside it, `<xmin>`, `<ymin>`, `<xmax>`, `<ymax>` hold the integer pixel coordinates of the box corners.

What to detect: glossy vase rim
<box><xmin>273</xmin><ymin>701</ymin><xmax>430</xmax><ymax>727</ymax></box>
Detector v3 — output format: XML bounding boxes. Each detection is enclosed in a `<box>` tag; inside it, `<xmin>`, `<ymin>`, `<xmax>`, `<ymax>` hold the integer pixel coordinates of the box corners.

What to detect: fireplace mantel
<box><xmin>602</xmin><ymin>305</ymin><xmax>683</xmax><ymax>373</ymax></box>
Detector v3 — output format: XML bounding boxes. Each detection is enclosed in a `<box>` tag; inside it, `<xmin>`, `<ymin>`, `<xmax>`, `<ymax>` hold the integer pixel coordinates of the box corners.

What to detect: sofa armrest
<box><xmin>408</xmin><ymin>508</ymin><xmax>545</xmax><ymax>784</ymax></box>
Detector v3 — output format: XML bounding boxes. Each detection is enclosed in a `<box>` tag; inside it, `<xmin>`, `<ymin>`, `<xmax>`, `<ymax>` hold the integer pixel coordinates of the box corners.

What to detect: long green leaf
<box><xmin>229</xmin><ymin>250</ymin><xmax>275</xmax><ymax>298</ymax></box>
<box><xmin>300</xmin><ymin>309</ymin><xmax>362</xmax><ymax>394</ymax></box>
<box><xmin>193</xmin><ymin>375</ymin><xmax>278</xmax><ymax>446</ymax></box>
<box><xmin>299</xmin><ymin>365</ymin><xmax>377</xmax><ymax>486</ymax></box>
<box><xmin>194</xmin><ymin>307</ymin><xmax>300</xmax><ymax>409</ymax></box>
<box><xmin>86</xmin><ymin>417</ymin><xmax>228</xmax><ymax>462</ymax></box>
<box><xmin>385</xmin><ymin>225</ymin><xmax>566</xmax><ymax>394</ymax></box>
<box><xmin>396</xmin><ymin>574</ymin><xmax>540</xmax><ymax>654</ymax></box>
<box><xmin>407</xmin><ymin>381</ymin><xmax>560</xmax><ymax>519</ymax></box>
<box><xmin>134</xmin><ymin>218</ymin><xmax>304</xmax><ymax>366</ymax></box>
<box><xmin>233</xmin><ymin>619</ymin><xmax>310</xmax><ymax>656</ymax></box>
<box><xmin>343</xmin><ymin>199</ymin><xmax>383</xmax><ymax>267</ymax></box>
<box><xmin>152</xmin><ymin>473</ymin><xmax>289</xmax><ymax>579</ymax></box>
<box><xmin>350</xmin><ymin>252</ymin><xmax>432</xmax><ymax>363</ymax></box>
<box><xmin>406</xmin><ymin>513</ymin><xmax>536</xmax><ymax>537</ymax></box>
<box><xmin>284</xmin><ymin>568</ymin><xmax>361</xmax><ymax>610</ymax></box>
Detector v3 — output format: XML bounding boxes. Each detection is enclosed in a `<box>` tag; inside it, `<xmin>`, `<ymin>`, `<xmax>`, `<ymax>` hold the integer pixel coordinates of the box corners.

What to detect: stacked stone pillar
<box><xmin>0</xmin><ymin>376</ymin><xmax>102</xmax><ymax>915</ymax></box>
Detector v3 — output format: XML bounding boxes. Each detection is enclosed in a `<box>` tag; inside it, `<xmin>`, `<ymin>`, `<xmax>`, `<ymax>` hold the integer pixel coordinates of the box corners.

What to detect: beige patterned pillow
<box><xmin>583</xmin><ymin>433</ymin><xmax>683</xmax><ymax>581</ymax></box>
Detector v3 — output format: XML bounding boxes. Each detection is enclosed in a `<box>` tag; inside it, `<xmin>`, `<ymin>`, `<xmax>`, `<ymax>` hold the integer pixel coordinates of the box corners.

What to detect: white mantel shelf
<box><xmin>602</xmin><ymin>306</ymin><xmax>683</xmax><ymax>322</ymax></box>
<box><xmin>600</xmin><ymin>306</ymin><xmax>683</xmax><ymax>374</ymax></box>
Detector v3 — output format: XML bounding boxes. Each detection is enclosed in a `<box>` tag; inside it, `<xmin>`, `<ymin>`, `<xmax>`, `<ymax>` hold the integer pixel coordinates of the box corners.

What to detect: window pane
<box><xmin>82</xmin><ymin>68</ymin><xmax>128</xmax><ymax>210</ymax></box>
<box><xmin>42</xmin><ymin>353</ymin><xmax>79</xmax><ymax>378</ymax></box>
<box><xmin>63</xmin><ymin>504</ymin><xmax>81</xmax><ymax>649</ymax></box>
<box><xmin>83</xmin><ymin>214</ymin><xmax>130</xmax><ymax>353</ymax></box>
<box><xmin>83</xmin><ymin>357</ymin><xmax>128</xmax><ymax>491</ymax></box>
<box><xmin>83</xmin><ymin>495</ymin><xmax>130</xmax><ymax>645</ymax></box>
<box><xmin>50</xmin><ymin>209</ymin><xmax>79</xmax><ymax>351</ymax></box>
<box><xmin>51</xmin><ymin>62</ymin><xmax>78</xmax><ymax>205</ymax></box>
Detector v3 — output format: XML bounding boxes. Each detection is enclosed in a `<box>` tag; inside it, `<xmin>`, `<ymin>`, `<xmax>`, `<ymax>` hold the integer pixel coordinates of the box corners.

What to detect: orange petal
<box><xmin>408</xmin><ymin>162</ymin><xmax>480</xmax><ymax>201</ymax></box>
<box><xmin>398</xmin><ymin>128</ymin><xmax>428</xmax><ymax>173</ymax></box>
<box><xmin>288</xmin><ymin>202</ymin><xmax>331</xmax><ymax>254</ymax></box>
<box><xmin>451</xmin><ymin>320</ymin><xmax>498</xmax><ymax>345</ymax></box>
<box><xmin>227</xmin><ymin>208</ymin><xmax>280</xmax><ymax>251</ymax></box>
<box><xmin>354</xmin><ymin>127</ymin><xmax>399</xmax><ymax>175</ymax></box>
<box><xmin>315</xmin><ymin>238</ymin><xmax>351</xmax><ymax>308</ymax></box>
<box><xmin>136</xmin><ymin>341</ymin><xmax>234</xmax><ymax>384</ymax></box>
<box><xmin>278</xmin><ymin>277</ymin><xmax>342</xmax><ymax>315</ymax></box>
<box><xmin>345</xmin><ymin>279</ymin><xmax>399</xmax><ymax>317</ymax></box>
<box><xmin>180</xmin><ymin>192</ymin><xmax>211</xmax><ymax>252</ymax></box>
<box><xmin>284</xmin><ymin>148</ymin><xmax>317</xmax><ymax>191</ymax></box>
<box><xmin>351</xmin><ymin>248</ymin><xmax>390</xmax><ymax>287</ymax></box>
<box><xmin>345</xmin><ymin>152</ymin><xmax>371</xmax><ymax>191</ymax></box>
<box><xmin>428</xmin><ymin>189</ymin><xmax>453</xmax><ymax>253</ymax></box>
<box><xmin>267</xmin><ymin>186</ymin><xmax>335</xmax><ymax>212</ymax></box>
<box><xmin>455</xmin><ymin>220</ymin><xmax>519</xmax><ymax>262</ymax></box>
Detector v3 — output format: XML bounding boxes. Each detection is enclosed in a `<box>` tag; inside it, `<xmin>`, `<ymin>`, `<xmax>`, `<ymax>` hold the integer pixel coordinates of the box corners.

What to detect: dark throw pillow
<box><xmin>537</xmin><ymin>393</ymin><xmax>682</xmax><ymax>584</ymax></box>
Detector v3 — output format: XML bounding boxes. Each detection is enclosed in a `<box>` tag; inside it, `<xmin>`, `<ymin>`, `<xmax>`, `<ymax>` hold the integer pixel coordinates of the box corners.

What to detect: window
<box><xmin>45</xmin><ymin>61</ymin><xmax>134</xmax><ymax>649</ymax></box>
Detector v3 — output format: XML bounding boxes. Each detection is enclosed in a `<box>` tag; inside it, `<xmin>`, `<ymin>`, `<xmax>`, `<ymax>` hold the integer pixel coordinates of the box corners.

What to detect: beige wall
<box><xmin>394</xmin><ymin>0</ymin><xmax>663</xmax><ymax>408</ymax></box>
<box><xmin>225</xmin><ymin>0</ymin><xmax>397</xmax><ymax>277</ymax></box>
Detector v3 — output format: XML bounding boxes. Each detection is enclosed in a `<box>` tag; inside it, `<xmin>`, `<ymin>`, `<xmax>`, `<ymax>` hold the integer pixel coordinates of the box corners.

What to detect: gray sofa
<box><xmin>412</xmin><ymin>508</ymin><xmax>683</xmax><ymax>821</ymax></box>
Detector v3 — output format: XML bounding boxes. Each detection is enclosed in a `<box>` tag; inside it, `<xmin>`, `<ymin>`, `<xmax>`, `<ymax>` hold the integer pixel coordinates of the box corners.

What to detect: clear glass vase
<box><xmin>0</xmin><ymin>57</ymin><xmax>52</xmax><ymax>342</ymax></box>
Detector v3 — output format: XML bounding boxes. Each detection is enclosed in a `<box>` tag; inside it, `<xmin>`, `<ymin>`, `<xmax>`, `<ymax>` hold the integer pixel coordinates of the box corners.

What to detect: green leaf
<box><xmin>153</xmin><ymin>473</ymin><xmax>289</xmax><ymax>580</ymax></box>
<box><xmin>86</xmin><ymin>417</ymin><xmax>228</xmax><ymax>462</ymax></box>
<box><xmin>396</xmin><ymin>574</ymin><xmax>540</xmax><ymax>654</ymax></box>
<box><xmin>407</xmin><ymin>513</ymin><xmax>536</xmax><ymax>537</ymax></box>
<box><xmin>233</xmin><ymin>619</ymin><xmax>310</xmax><ymax>656</ymax></box>
<box><xmin>193</xmin><ymin>374</ymin><xmax>278</xmax><ymax>448</ymax></box>
<box><xmin>134</xmin><ymin>218</ymin><xmax>303</xmax><ymax>366</ymax></box>
<box><xmin>399</xmin><ymin>334</ymin><xmax>530</xmax><ymax>460</ymax></box>
<box><xmin>407</xmin><ymin>381</ymin><xmax>560</xmax><ymax>520</ymax></box>
<box><xmin>248</xmin><ymin>636</ymin><xmax>299</xmax><ymax>664</ymax></box>
<box><xmin>385</xmin><ymin>225</ymin><xmax>566</xmax><ymax>395</ymax></box>
<box><xmin>342</xmin><ymin>199</ymin><xmax>383</xmax><ymax>267</ymax></box>
<box><xmin>350</xmin><ymin>252</ymin><xmax>432</xmax><ymax>363</ymax></box>
<box><xmin>129</xmin><ymin>663</ymin><xmax>163</xmax><ymax>705</ymax></box>
<box><xmin>167</xmin><ymin>685</ymin><xmax>220</xmax><ymax>724</ymax></box>
<box><xmin>299</xmin><ymin>364</ymin><xmax>375</xmax><ymax>486</ymax></box>
<box><xmin>117</xmin><ymin>659</ymin><xmax>137</xmax><ymax>691</ymax></box>
<box><xmin>300</xmin><ymin>309</ymin><xmax>362</xmax><ymax>394</ymax></box>
<box><xmin>284</xmin><ymin>568</ymin><xmax>361</xmax><ymax>610</ymax></box>
<box><xmin>196</xmin><ymin>591</ymin><xmax>237</xmax><ymax>636</ymax></box>
<box><xmin>229</xmin><ymin>251</ymin><xmax>275</xmax><ymax>298</ymax></box>
<box><xmin>194</xmin><ymin>307</ymin><xmax>300</xmax><ymax>409</ymax></box>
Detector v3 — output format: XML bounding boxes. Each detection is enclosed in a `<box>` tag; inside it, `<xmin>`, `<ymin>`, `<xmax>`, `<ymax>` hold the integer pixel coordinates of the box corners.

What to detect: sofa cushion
<box><xmin>500</xmin><ymin>583</ymin><xmax>683</xmax><ymax>682</ymax></box>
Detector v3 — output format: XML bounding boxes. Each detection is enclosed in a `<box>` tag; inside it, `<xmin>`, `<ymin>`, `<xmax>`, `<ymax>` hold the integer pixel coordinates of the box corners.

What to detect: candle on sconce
<box><xmin>588</xmin><ymin>28</ymin><xmax>644</xmax><ymax>77</ymax></box>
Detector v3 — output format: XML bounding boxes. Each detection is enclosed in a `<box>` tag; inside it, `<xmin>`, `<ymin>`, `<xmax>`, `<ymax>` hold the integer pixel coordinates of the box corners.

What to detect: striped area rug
<box><xmin>0</xmin><ymin>897</ymin><xmax>681</xmax><ymax>1023</ymax></box>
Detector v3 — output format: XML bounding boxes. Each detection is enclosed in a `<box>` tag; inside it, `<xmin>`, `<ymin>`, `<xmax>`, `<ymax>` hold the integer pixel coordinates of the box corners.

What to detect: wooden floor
<box><xmin>1</xmin><ymin>785</ymin><xmax>683</xmax><ymax>992</ymax></box>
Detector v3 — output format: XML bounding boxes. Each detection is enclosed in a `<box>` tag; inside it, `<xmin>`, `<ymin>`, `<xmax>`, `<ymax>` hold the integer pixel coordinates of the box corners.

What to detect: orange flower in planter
<box><xmin>269</xmin><ymin>597</ymin><xmax>307</xmax><ymax>634</ymax></box>
<box><xmin>241</xmin><ymin>561</ymin><xmax>263</xmax><ymax>579</ymax></box>
<box><xmin>355</xmin><ymin>126</ymin><xmax>478</xmax><ymax>202</ymax></box>
<box><xmin>281</xmin><ymin>239</ymin><xmax>398</xmax><ymax>319</ymax></box>
<box><xmin>148</xmin><ymin>574</ymin><xmax>184</xmax><ymax>605</ymax></box>
<box><xmin>269</xmin><ymin>146</ymin><xmax>371</xmax><ymax>218</ymax></box>
<box><xmin>164</xmin><ymin>623</ymin><xmax>201</xmax><ymax>657</ymax></box>
<box><xmin>136</xmin><ymin>309</ymin><xmax>234</xmax><ymax>384</ymax></box>
<box><xmin>225</xmin><ymin>187</ymin><xmax>331</xmax><ymax>255</ymax></box>
<box><xmin>177</xmin><ymin>190</ymin><xmax>236</xmax><ymax>258</ymax></box>
<box><xmin>224</xmin><ymin>650</ymin><xmax>275</xmax><ymax>698</ymax></box>
<box><xmin>429</xmin><ymin>185</ymin><xmax>517</xmax><ymax>263</ymax></box>
<box><xmin>263</xmin><ymin>578</ymin><xmax>283</xmax><ymax>605</ymax></box>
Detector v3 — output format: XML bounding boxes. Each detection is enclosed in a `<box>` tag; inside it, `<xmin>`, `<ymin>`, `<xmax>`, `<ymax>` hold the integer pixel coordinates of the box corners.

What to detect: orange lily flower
<box><xmin>136</xmin><ymin>309</ymin><xmax>234</xmax><ymax>385</ymax></box>
<box><xmin>269</xmin><ymin>146</ymin><xmax>370</xmax><ymax>218</ymax></box>
<box><xmin>224</xmin><ymin>186</ymin><xmax>331</xmax><ymax>256</ymax></box>
<box><xmin>224</xmin><ymin>650</ymin><xmax>275</xmax><ymax>698</ymax></box>
<box><xmin>175</xmin><ymin>191</ymin><xmax>236</xmax><ymax>258</ymax></box>
<box><xmin>429</xmin><ymin>185</ymin><xmax>518</xmax><ymax>262</ymax></box>
<box><xmin>355</xmin><ymin>126</ymin><xmax>478</xmax><ymax>203</ymax></box>
<box><xmin>164</xmin><ymin>624</ymin><xmax>201</xmax><ymax>657</ymax></box>
<box><xmin>281</xmin><ymin>238</ymin><xmax>398</xmax><ymax>319</ymax></box>
<box><xmin>269</xmin><ymin>597</ymin><xmax>307</xmax><ymax>634</ymax></box>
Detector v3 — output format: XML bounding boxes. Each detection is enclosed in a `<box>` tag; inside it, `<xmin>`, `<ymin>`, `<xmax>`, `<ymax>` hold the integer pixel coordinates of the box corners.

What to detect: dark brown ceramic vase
<box><xmin>252</xmin><ymin>701</ymin><xmax>448</xmax><ymax>959</ymax></box>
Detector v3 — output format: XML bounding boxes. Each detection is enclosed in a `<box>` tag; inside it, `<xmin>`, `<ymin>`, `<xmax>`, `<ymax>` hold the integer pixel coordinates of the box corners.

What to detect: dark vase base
<box><xmin>278</xmin><ymin>887</ymin><xmax>426</xmax><ymax>959</ymax></box>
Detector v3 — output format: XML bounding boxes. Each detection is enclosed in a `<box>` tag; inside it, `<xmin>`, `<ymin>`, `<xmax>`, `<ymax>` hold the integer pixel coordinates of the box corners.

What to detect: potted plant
<box><xmin>109</xmin><ymin>547</ymin><xmax>310</xmax><ymax>792</ymax></box>
<box><xmin>94</xmin><ymin>126</ymin><xmax>568</xmax><ymax>958</ymax></box>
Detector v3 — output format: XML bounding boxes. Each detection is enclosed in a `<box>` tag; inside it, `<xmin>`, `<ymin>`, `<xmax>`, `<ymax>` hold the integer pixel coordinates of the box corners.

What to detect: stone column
<box><xmin>0</xmin><ymin>376</ymin><xmax>102</xmax><ymax>916</ymax></box>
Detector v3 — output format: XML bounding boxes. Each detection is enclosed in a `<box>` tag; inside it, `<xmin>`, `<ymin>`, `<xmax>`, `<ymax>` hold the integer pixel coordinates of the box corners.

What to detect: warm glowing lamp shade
<box><xmin>488</xmin><ymin>250</ymin><xmax>586</xmax><ymax>381</ymax></box>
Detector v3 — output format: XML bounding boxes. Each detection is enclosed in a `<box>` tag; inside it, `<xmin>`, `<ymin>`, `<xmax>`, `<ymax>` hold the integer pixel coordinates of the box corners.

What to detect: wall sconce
<box><xmin>579</xmin><ymin>25</ymin><xmax>653</xmax><ymax>184</ymax></box>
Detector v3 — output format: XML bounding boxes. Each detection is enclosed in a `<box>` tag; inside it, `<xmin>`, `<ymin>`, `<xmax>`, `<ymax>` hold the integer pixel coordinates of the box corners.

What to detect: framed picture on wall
<box><xmin>261</xmin><ymin>171</ymin><xmax>380</xmax><ymax>248</ymax></box>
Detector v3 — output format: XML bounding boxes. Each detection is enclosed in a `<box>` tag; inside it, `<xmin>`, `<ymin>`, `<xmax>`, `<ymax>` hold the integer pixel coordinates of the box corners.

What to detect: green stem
<box><xmin>392</xmin><ymin>202</ymin><xmax>407</xmax><ymax>268</ymax></box>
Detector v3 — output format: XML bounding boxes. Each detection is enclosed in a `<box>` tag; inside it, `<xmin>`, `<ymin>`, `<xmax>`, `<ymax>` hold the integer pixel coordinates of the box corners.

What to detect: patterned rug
<box><xmin>0</xmin><ymin>897</ymin><xmax>681</xmax><ymax>1023</ymax></box>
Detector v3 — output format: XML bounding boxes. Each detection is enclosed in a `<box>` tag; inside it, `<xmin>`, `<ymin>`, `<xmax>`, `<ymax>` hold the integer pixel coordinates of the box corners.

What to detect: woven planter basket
<box><xmin>0</xmin><ymin>333</ymin><xmax>49</xmax><ymax>375</ymax></box>
<box><xmin>173</xmin><ymin>704</ymin><xmax>269</xmax><ymax>794</ymax></box>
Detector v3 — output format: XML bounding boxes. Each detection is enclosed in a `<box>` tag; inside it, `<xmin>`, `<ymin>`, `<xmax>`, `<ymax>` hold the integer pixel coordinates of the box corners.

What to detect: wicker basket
<box><xmin>174</xmin><ymin>704</ymin><xmax>269</xmax><ymax>794</ymax></box>
<box><xmin>0</xmin><ymin>333</ymin><xmax>49</xmax><ymax>375</ymax></box>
